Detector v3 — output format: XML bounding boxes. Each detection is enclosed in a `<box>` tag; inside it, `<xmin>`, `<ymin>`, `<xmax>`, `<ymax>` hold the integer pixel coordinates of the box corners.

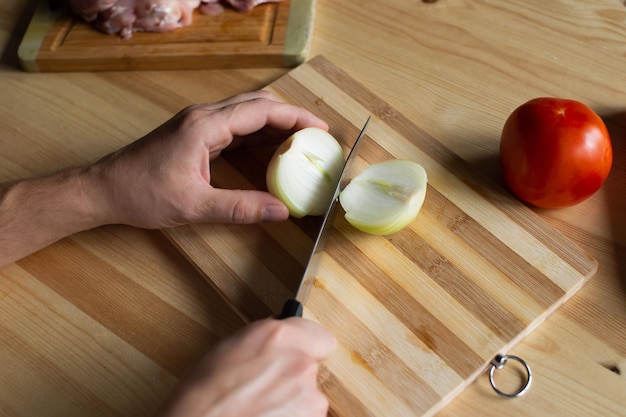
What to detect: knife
<box><xmin>278</xmin><ymin>116</ymin><xmax>371</xmax><ymax>319</ymax></box>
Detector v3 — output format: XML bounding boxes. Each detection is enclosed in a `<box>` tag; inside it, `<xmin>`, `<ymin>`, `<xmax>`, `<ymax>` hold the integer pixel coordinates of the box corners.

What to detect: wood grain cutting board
<box><xmin>18</xmin><ymin>0</ymin><xmax>315</xmax><ymax>72</ymax></box>
<box><xmin>163</xmin><ymin>56</ymin><xmax>598</xmax><ymax>417</ymax></box>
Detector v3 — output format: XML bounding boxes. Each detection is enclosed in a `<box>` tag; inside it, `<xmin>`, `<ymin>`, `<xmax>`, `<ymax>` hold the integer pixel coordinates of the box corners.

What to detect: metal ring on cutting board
<box><xmin>488</xmin><ymin>354</ymin><xmax>532</xmax><ymax>398</ymax></box>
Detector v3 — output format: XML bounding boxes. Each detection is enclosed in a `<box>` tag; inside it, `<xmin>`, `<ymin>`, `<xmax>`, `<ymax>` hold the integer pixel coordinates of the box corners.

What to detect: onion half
<box><xmin>266</xmin><ymin>128</ymin><xmax>344</xmax><ymax>218</ymax></box>
<box><xmin>339</xmin><ymin>160</ymin><xmax>428</xmax><ymax>235</ymax></box>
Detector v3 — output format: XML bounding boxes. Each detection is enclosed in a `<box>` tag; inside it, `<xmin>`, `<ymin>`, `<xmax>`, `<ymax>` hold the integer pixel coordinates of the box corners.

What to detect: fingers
<box><xmin>143</xmin><ymin>92</ymin><xmax>330</xmax><ymax>227</ymax></box>
<box><xmin>195</xmin><ymin>188</ymin><xmax>289</xmax><ymax>224</ymax></box>
<box><xmin>184</xmin><ymin>91</ymin><xmax>328</xmax><ymax>152</ymax></box>
<box><xmin>247</xmin><ymin>318</ymin><xmax>337</xmax><ymax>362</ymax></box>
<box><xmin>202</xmin><ymin>90</ymin><xmax>283</xmax><ymax>110</ymax></box>
<box><xmin>277</xmin><ymin>317</ymin><xmax>337</xmax><ymax>361</ymax></box>
<box><xmin>194</xmin><ymin>91</ymin><xmax>328</xmax><ymax>138</ymax></box>
<box><xmin>155</xmin><ymin>317</ymin><xmax>335</xmax><ymax>417</ymax></box>
<box><xmin>227</xmin><ymin>98</ymin><xmax>329</xmax><ymax>136</ymax></box>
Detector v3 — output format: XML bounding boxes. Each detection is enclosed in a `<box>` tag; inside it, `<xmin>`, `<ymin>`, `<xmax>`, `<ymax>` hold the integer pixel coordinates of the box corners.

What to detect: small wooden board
<box><xmin>18</xmin><ymin>0</ymin><xmax>315</xmax><ymax>72</ymax></box>
<box><xmin>163</xmin><ymin>56</ymin><xmax>598</xmax><ymax>417</ymax></box>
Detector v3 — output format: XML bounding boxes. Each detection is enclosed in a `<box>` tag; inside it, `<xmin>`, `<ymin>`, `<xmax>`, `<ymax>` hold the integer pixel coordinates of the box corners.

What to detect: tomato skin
<box><xmin>499</xmin><ymin>97</ymin><xmax>612</xmax><ymax>208</ymax></box>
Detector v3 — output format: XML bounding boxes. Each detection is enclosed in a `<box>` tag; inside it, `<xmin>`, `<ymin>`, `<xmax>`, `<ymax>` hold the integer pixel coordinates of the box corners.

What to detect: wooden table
<box><xmin>1</xmin><ymin>1</ymin><xmax>625</xmax><ymax>416</ymax></box>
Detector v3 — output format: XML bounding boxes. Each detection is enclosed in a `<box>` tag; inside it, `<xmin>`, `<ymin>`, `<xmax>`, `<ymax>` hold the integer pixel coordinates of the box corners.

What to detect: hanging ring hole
<box><xmin>488</xmin><ymin>354</ymin><xmax>532</xmax><ymax>398</ymax></box>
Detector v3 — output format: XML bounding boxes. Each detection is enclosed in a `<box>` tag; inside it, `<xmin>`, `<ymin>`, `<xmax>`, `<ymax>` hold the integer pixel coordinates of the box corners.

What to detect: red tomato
<box><xmin>499</xmin><ymin>97</ymin><xmax>612</xmax><ymax>208</ymax></box>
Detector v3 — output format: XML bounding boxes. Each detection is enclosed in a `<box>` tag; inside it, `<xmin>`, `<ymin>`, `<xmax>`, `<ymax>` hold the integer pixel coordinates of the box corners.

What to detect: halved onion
<box><xmin>339</xmin><ymin>160</ymin><xmax>428</xmax><ymax>235</ymax></box>
<box><xmin>266</xmin><ymin>128</ymin><xmax>344</xmax><ymax>218</ymax></box>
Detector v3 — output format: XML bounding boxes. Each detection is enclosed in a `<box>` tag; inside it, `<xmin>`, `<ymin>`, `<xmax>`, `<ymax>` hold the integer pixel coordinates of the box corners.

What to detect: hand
<box><xmin>82</xmin><ymin>90</ymin><xmax>329</xmax><ymax>228</ymax></box>
<box><xmin>0</xmin><ymin>91</ymin><xmax>327</xmax><ymax>268</ymax></box>
<box><xmin>154</xmin><ymin>317</ymin><xmax>337</xmax><ymax>417</ymax></box>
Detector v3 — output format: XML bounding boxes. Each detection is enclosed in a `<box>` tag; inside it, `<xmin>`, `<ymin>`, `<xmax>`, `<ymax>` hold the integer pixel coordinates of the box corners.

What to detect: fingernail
<box><xmin>263</xmin><ymin>204</ymin><xmax>289</xmax><ymax>222</ymax></box>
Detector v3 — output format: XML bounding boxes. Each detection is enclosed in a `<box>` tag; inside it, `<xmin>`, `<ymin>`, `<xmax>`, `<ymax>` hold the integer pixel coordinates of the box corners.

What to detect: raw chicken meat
<box><xmin>70</xmin><ymin>0</ymin><xmax>283</xmax><ymax>39</ymax></box>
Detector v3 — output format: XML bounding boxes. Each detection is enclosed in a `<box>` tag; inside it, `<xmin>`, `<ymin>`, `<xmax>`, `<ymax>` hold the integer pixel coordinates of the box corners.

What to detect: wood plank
<box><xmin>162</xmin><ymin>56</ymin><xmax>598</xmax><ymax>417</ymax></box>
<box><xmin>17</xmin><ymin>0</ymin><xmax>316</xmax><ymax>72</ymax></box>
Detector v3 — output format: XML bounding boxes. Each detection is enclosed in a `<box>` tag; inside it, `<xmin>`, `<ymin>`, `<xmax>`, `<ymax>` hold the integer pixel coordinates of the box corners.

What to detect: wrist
<box><xmin>21</xmin><ymin>168</ymin><xmax>107</xmax><ymax>234</ymax></box>
<box><xmin>75</xmin><ymin>163</ymin><xmax>117</xmax><ymax>228</ymax></box>
<box><xmin>0</xmin><ymin>167</ymin><xmax>107</xmax><ymax>267</ymax></box>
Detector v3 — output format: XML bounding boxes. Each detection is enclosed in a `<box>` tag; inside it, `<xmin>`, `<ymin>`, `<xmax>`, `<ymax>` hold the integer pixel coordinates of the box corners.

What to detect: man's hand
<box><xmin>154</xmin><ymin>317</ymin><xmax>337</xmax><ymax>417</ymax></box>
<box><xmin>84</xmin><ymin>90</ymin><xmax>329</xmax><ymax>228</ymax></box>
<box><xmin>0</xmin><ymin>91</ymin><xmax>328</xmax><ymax>268</ymax></box>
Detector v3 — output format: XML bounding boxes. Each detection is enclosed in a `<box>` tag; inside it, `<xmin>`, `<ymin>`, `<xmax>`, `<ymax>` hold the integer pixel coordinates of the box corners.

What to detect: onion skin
<box><xmin>266</xmin><ymin>128</ymin><xmax>344</xmax><ymax>218</ymax></box>
<box><xmin>339</xmin><ymin>159</ymin><xmax>428</xmax><ymax>235</ymax></box>
<box><xmin>266</xmin><ymin>129</ymin><xmax>429</xmax><ymax>233</ymax></box>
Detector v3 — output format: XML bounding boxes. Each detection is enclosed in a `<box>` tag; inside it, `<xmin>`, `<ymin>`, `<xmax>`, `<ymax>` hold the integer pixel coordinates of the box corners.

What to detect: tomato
<box><xmin>499</xmin><ymin>97</ymin><xmax>612</xmax><ymax>208</ymax></box>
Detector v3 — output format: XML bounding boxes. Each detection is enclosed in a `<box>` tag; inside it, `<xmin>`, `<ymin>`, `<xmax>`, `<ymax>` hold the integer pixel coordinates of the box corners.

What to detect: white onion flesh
<box><xmin>266</xmin><ymin>128</ymin><xmax>344</xmax><ymax>218</ymax></box>
<box><xmin>339</xmin><ymin>160</ymin><xmax>428</xmax><ymax>235</ymax></box>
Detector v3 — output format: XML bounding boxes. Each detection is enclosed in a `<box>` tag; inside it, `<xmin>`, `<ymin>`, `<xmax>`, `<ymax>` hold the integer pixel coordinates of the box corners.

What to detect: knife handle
<box><xmin>278</xmin><ymin>299</ymin><xmax>303</xmax><ymax>319</ymax></box>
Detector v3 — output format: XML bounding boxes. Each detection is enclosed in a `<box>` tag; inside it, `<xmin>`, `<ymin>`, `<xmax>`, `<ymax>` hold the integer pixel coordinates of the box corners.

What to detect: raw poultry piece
<box><xmin>70</xmin><ymin>0</ymin><xmax>282</xmax><ymax>39</ymax></box>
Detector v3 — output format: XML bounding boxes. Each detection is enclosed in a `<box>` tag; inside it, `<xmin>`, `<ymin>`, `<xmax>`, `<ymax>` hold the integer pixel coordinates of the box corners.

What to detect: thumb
<box><xmin>200</xmin><ymin>188</ymin><xmax>289</xmax><ymax>224</ymax></box>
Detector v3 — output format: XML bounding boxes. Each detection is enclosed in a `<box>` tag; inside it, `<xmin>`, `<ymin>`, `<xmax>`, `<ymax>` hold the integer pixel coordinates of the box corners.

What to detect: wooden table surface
<box><xmin>1</xmin><ymin>1</ymin><xmax>625</xmax><ymax>416</ymax></box>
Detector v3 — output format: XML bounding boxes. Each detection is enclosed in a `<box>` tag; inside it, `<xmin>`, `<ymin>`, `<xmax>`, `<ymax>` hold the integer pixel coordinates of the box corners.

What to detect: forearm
<box><xmin>0</xmin><ymin>167</ymin><xmax>106</xmax><ymax>269</ymax></box>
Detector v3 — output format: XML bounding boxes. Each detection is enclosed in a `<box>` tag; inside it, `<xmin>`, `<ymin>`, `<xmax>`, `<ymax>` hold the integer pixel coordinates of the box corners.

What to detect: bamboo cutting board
<box><xmin>163</xmin><ymin>56</ymin><xmax>597</xmax><ymax>417</ymax></box>
<box><xmin>18</xmin><ymin>0</ymin><xmax>315</xmax><ymax>72</ymax></box>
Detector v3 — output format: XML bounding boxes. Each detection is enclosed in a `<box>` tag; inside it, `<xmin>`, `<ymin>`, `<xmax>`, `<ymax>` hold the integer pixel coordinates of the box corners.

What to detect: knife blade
<box><xmin>278</xmin><ymin>116</ymin><xmax>371</xmax><ymax>318</ymax></box>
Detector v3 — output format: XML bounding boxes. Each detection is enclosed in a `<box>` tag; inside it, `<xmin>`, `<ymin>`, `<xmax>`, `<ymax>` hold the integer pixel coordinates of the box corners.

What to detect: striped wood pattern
<box><xmin>163</xmin><ymin>56</ymin><xmax>598</xmax><ymax>417</ymax></box>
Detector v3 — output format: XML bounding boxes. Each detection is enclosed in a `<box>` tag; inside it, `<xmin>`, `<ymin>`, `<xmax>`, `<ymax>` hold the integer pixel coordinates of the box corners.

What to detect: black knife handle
<box><xmin>278</xmin><ymin>299</ymin><xmax>303</xmax><ymax>319</ymax></box>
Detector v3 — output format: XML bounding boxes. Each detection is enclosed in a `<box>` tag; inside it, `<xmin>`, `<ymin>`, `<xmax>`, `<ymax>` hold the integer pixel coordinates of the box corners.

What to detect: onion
<box><xmin>266</xmin><ymin>128</ymin><xmax>344</xmax><ymax>218</ymax></box>
<box><xmin>339</xmin><ymin>160</ymin><xmax>428</xmax><ymax>235</ymax></box>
